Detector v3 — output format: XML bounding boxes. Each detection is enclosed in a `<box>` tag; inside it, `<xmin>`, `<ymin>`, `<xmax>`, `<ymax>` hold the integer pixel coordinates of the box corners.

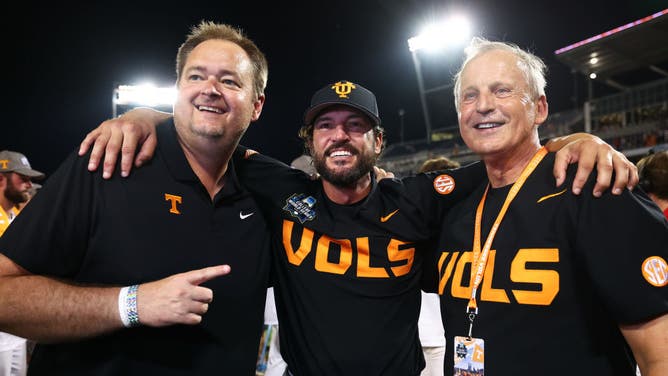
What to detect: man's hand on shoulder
<box><xmin>78</xmin><ymin>107</ymin><xmax>170</xmax><ymax>179</ymax></box>
<box><xmin>548</xmin><ymin>133</ymin><xmax>638</xmax><ymax>196</ymax></box>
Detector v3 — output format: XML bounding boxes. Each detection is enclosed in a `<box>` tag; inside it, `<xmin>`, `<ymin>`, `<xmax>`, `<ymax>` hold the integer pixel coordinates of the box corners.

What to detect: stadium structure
<box><xmin>379</xmin><ymin>9</ymin><xmax>668</xmax><ymax>177</ymax></box>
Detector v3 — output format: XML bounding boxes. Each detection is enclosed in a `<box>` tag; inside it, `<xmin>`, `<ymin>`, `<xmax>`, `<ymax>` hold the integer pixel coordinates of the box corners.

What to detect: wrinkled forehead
<box><xmin>461</xmin><ymin>50</ymin><xmax>527</xmax><ymax>88</ymax></box>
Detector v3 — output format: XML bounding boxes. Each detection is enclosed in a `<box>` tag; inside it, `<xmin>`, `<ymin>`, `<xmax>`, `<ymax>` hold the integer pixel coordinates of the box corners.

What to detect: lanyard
<box><xmin>466</xmin><ymin>147</ymin><xmax>548</xmax><ymax>337</ymax></box>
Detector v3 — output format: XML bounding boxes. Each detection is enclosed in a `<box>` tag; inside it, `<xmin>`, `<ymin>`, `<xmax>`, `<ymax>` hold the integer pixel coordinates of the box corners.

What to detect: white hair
<box><xmin>453</xmin><ymin>37</ymin><xmax>547</xmax><ymax>112</ymax></box>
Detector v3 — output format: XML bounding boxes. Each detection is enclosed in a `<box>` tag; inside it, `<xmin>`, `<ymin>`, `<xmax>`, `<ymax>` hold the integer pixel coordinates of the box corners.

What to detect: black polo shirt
<box><xmin>0</xmin><ymin>121</ymin><xmax>271</xmax><ymax>375</ymax></box>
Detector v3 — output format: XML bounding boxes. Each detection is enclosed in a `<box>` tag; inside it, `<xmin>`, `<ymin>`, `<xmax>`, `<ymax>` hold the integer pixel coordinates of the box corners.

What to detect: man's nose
<box><xmin>201</xmin><ymin>77</ymin><xmax>222</xmax><ymax>96</ymax></box>
<box><xmin>476</xmin><ymin>92</ymin><xmax>495</xmax><ymax>113</ymax></box>
<box><xmin>332</xmin><ymin>124</ymin><xmax>351</xmax><ymax>141</ymax></box>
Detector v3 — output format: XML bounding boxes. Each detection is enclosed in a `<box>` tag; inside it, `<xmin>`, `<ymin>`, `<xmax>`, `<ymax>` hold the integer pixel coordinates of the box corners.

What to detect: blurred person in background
<box><xmin>0</xmin><ymin>150</ymin><xmax>44</xmax><ymax>376</ymax></box>
<box><xmin>637</xmin><ymin>150</ymin><xmax>668</xmax><ymax>219</ymax></box>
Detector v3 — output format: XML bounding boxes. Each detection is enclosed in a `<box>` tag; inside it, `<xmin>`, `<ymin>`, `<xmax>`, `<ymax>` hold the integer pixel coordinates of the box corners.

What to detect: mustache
<box><xmin>324</xmin><ymin>141</ymin><xmax>358</xmax><ymax>156</ymax></box>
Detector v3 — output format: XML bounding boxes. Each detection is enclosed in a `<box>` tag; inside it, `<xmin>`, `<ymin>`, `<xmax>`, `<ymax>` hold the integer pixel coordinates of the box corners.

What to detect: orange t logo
<box><xmin>0</xmin><ymin>160</ymin><xmax>8</xmax><ymax>169</ymax></box>
<box><xmin>164</xmin><ymin>194</ymin><xmax>182</xmax><ymax>214</ymax></box>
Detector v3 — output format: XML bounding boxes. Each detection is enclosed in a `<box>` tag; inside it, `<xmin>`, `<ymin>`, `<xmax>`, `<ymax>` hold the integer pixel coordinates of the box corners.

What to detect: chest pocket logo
<box><xmin>164</xmin><ymin>193</ymin><xmax>183</xmax><ymax>215</ymax></box>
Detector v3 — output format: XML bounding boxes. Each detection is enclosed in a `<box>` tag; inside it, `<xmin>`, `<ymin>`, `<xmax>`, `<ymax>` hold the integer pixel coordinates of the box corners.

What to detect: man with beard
<box><xmin>0</xmin><ymin>151</ymin><xmax>44</xmax><ymax>236</ymax></box>
<box><xmin>226</xmin><ymin>81</ymin><xmax>474</xmax><ymax>374</ymax></box>
<box><xmin>77</xmin><ymin>79</ymin><xmax>638</xmax><ymax>375</ymax></box>
<box><xmin>0</xmin><ymin>150</ymin><xmax>44</xmax><ymax>376</ymax></box>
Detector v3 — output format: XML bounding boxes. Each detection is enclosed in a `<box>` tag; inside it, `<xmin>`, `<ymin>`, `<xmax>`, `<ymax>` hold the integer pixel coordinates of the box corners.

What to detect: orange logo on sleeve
<box><xmin>433</xmin><ymin>174</ymin><xmax>455</xmax><ymax>195</ymax></box>
<box><xmin>642</xmin><ymin>256</ymin><xmax>668</xmax><ymax>287</ymax></box>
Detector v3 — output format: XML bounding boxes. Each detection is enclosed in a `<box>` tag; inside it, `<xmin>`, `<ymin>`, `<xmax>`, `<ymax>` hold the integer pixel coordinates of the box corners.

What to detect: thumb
<box><xmin>184</xmin><ymin>265</ymin><xmax>231</xmax><ymax>285</ymax></box>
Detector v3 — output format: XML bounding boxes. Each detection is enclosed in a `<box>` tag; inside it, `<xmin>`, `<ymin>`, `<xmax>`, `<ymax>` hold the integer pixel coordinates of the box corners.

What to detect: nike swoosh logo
<box><xmin>239</xmin><ymin>211</ymin><xmax>255</xmax><ymax>220</ymax></box>
<box><xmin>536</xmin><ymin>189</ymin><xmax>567</xmax><ymax>203</ymax></box>
<box><xmin>380</xmin><ymin>209</ymin><xmax>399</xmax><ymax>222</ymax></box>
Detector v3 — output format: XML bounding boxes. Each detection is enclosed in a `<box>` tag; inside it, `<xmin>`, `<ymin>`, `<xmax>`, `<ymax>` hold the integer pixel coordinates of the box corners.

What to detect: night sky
<box><xmin>6</xmin><ymin>0</ymin><xmax>666</xmax><ymax>177</ymax></box>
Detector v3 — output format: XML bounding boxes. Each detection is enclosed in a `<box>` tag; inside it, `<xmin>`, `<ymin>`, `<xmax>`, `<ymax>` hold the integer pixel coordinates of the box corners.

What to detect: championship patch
<box><xmin>641</xmin><ymin>256</ymin><xmax>668</xmax><ymax>287</ymax></box>
<box><xmin>283</xmin><ymin>193</ymin><xmax>317</xmax><ymax>223</ymax></box>
<box><xmin>244</xmin><ymin>149</ymin><xmax>259</xmax><ymax>159</ymax></box>
<box><xmin>433</xmin><ymin>174</ymin><xmax>455</xmax><ymax>195</ymax></box>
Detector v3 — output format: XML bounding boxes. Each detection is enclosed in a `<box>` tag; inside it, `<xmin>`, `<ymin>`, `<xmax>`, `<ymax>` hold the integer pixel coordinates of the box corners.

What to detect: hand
<box><xmin>136</xmin><ymin>265</ymin><xmax>231</xmax><ymax>326</ymax></box>
<box><xmin>552</xmin><ymin>136</ymin><xmax>639</xmax><ymax>197</ymax></box>
<box><xmin>78</xmin><ymin>108</ymin><xmax>166</xmax><ymax>179</ymax></box>
<box><xmin>374</xmin><ymin>166</ymin><xmax>395</xmax><ymax>181</ymax></box>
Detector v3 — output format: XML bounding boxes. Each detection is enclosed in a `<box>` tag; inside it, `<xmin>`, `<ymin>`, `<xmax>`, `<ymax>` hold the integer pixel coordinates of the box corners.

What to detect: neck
<box><xmin>322</xmin><ymin>173</ymin><xmax>373</xmax><ymax>205</ymax></box>
<box><xmin>177</xmin><ymin>135</ymin><xmax>236</xmax><ymax>200</ymax></box>
<box><xmin>649</xmin><ymin>194</ymin><xmax>668</xmax><ymax>213</ymax></box>
<box><xmin>0</xmin><ymin>195</ymin><xmax>15</xmax><ymax>214</ymax></box>
<box><xmin>483</xmin><ymin>142</ymin><xmax>542</xmax><ymax>188</ymax></box>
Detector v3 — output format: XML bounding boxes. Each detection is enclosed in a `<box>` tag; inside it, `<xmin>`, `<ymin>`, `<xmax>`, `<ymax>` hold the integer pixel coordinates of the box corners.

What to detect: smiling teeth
<box><xmin>330</xmin><ymin>151</ymin><xmax>352</xmax><ymax>157</ymax></box>
<box><xmin>198</xmin><ymin>105</ymin><xmax>223</xmax><ymax>113</ymax></box>
<box><xmin>476</xmin><ymin>123</ymin><xmax>500</xmax><ymax>129</ymax></box>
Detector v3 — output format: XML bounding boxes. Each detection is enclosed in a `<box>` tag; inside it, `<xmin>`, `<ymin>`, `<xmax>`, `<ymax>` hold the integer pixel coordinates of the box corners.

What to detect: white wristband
<box><xmin>118</xmin><ymin>286</ymin><xmax>131</xmax><ymax>327</ymax></box>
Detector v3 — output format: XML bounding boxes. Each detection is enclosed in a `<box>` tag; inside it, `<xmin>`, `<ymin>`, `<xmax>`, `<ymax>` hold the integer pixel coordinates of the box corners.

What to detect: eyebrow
<box><xmin>315</xmin><ymin>113</ymin><xmax>365</xmax><ymax>123</ymax></box>
<box><xmin>184</xmin><ymin>66</ymin><xmax>241</xmax><ymax>79</ymax></box>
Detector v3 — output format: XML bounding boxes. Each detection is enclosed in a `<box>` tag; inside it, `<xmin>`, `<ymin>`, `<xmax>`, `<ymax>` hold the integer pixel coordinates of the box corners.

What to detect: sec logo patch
<box><xmin>642</xmin><ymin>256</ymin><xmax>668</xmax><ymax>287</ymax></box>
<box><xmin>433</xmin><ymin>174</ymin><xmax>455</xmax><ymax>195</ymax></box>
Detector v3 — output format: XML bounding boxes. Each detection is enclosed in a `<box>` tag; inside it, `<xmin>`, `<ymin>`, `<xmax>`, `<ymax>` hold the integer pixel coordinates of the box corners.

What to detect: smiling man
<box><xmin>435</xmin><ymin>38</ymin><xmax>668</xmax><ymax>376</ymax></box>
<box><xmin>77</xmin><ymin>74</ymin><xmax>642</xmax><ymax>374</ymax></box>
<box><xmin>0</xmin><ymin>22</ymin><xmax>272</xmax><ymax>374</ymax></box>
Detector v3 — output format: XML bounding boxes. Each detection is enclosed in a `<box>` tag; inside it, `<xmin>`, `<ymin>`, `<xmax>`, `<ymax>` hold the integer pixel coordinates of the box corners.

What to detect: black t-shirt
<box><xmin>0</xmin><ymin>122</ymin><xmax>272</xmax><ymax>375</ymax></box>
<box><xmin>435</xmin><ymin>151</ymin><xmax>668</xmax><ymax>375</ymax></box>
<box><xmin>234</xmin><ymin>146</ymin><xmax>485</xmax><ymax>376</ymax></box>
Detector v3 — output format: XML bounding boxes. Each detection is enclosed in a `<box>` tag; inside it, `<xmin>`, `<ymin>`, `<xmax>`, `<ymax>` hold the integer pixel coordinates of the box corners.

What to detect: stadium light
<box><xmin>408</xmin><ymin>15</ymin><xmax>471</xmax><ymax>144</ymax></box>
<box><xmin>112</xmin><ymin>83</ymin><xmax>176</xmax><ymax>117</ymax></box>
<box><xmin>408</xmin><ymin>16</ymin><xmax>471</xmax><ymax>52</ymax></box>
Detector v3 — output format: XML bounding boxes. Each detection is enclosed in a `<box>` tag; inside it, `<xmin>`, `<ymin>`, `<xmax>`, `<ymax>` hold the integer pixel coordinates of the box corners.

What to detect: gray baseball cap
<box><xmin>0</xmin><ymin>150</ymin><xmax>45</xmax><ymax>179</ymax></box>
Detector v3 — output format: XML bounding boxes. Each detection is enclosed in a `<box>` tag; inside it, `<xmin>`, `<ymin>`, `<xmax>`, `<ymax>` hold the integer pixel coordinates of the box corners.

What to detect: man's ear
<box><xmin>306</xmin><ymin>140</ymin><xmax>315</xmax><ymax>157</ymax></box>
<box><xmin>374</xmin><ymin>132</ymin><xmax>383</xmax><ymax>155</ymax></box>
<box><xmin>251</xmin><ymin>93</ymin><xmax>266</xmax><ymax>122</ymax></box>
<box><xmin>535</xmin><ymin>95</ymin><xmax>548</xmax><ymax>125</ymax></box>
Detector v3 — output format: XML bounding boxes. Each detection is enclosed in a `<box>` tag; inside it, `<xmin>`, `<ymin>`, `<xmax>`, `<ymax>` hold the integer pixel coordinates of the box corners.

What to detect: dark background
<box><xmin>5</xmin><ymin>0</ymin><xmax>666</xmax><ymax>176</ymax></box>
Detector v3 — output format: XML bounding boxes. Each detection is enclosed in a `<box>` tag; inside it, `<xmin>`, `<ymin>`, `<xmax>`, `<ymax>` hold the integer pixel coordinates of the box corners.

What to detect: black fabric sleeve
<box><xmin>396</xmin><ymin>161</ymin><xmax>487</xmax><ymax>232</ymax></box>
<box><xmin>233</xmin><ymin>146</ymin><xmax>313</xmax><ymax>202</ymax></box>
<box><xmin>574</xmin><ymin>170</ymin><xmax>668</xmax><ymax>324</ymax></box>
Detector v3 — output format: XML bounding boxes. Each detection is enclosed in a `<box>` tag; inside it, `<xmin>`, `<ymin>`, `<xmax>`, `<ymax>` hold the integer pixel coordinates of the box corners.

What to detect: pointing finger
<box><xmin>184</xmin><ymin>265</ymin><xmax>231</xmax><ymax>285</ymax></box>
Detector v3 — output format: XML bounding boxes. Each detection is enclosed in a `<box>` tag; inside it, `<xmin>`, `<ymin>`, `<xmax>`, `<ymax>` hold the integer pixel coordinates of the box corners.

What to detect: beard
<box><xmin>313</xmin><ymin>142</ymin><xmax>378</xmax><ymax>188</ymax></box>
<box><xmin>4</xmin><ymin>180</ymin><xmax>29</xmax><ymax>205</ymax></box>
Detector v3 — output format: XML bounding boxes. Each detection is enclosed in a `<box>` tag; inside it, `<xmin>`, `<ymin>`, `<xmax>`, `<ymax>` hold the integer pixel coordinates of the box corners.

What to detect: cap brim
<box><xmin>304</xmin><ymin>101</ymin><xmax>381</xmax><ymax>126</ymax></box>
<box><xmin>14</xmin><ymin>168</ymin><xmax>45</xmax><ymax>180</ymax></box>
